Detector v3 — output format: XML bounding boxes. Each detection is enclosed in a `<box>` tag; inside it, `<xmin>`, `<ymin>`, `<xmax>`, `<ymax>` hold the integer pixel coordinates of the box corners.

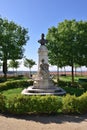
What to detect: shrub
<box><xmin>0</xmin><ymin>93</ymin><xmax>6</xmax><ymax>112</ymax></box>
<box><xmin>1</xmin><ymin>92</ymin><xmax>87</xmax><ymax>115</ymax></box>
<box><xmin>35</xmin><ymin>96</ymin><xmax>62</xmax><ymax>114</ymax></box>
<box><xmin>0</xmin><ymin>83</ymin><xmax>7</xmax><ymax>91</ymax></box>
<box><xmin>7</xmin><ymin>95</ymin><xmax>30</xmax><ymax>114</ymax></box>
<box><xmin>58</xmin><ymin>80</ymin><xmax>69</xmax><ymax>86</ymax></box>
<box><xmin>1</xmin><ymin>79</ymin><xmax>87</xmax><ymax>115</ymax></box>
<box><xmin>79</xmin><ymin>82</ymin><xmax>87</xmax><ymax>91</ymax></box>
<box><xmin>62</xmin><ymin>94</ymin><xmax>79</xmax><ymax>114</ymax></box>
<box><xmin>7</xmin><ymin>95</ymin><xmax>62</xmax><ymax>114</ymax></box>
<box><xmin>61</xmin><ymin>86</ymin><xmax>84</xmax><ymax>96</ymax></box>
<box><xmin>0</xmin><ymin>78</ymin><xmax>6</xmax><ymax>83</ymax></box>
<box><xmin>0</xmin><ymin>80</ymin><xmax>33</xmax><ymax>91</ymax></box>
<box><xmin>77</xmin><ymin>92</ymin><xmax>87</xmax><ymax>113</ymax></box>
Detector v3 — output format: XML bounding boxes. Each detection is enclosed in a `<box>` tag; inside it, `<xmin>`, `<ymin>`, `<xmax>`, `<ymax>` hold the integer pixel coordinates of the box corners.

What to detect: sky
<box><xmin>0</xmin><ymin>0</ymin><xmax>87</xmax><ymax>71</ymax></box>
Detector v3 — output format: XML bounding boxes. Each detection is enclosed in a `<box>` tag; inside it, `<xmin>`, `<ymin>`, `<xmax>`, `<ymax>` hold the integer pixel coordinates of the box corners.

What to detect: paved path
<box><xmin>0</xmin><ymin>114</ymin><xmax>87</xmax><ymax>130</ymax></box>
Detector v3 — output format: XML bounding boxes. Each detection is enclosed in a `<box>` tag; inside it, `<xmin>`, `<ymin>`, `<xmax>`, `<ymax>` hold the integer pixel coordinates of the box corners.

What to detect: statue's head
<box><xmin>41</xmin><ymin>33</ymin><xmax>44</xmax><ymax>39</ymax></box>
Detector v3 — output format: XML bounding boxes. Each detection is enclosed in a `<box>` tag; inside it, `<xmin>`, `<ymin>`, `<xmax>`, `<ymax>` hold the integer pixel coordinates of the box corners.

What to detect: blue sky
<box><xmin>0</xmin><ymin>0</ymin><xmax>87</xmax><ymax>71</ymax></box>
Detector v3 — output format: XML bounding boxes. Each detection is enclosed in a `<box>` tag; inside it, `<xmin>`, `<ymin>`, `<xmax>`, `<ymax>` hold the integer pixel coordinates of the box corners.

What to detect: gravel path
<box><xmin>0</xmin><ymin>114</ymin><xmax>87</xmax><ymax>130</ymax></box>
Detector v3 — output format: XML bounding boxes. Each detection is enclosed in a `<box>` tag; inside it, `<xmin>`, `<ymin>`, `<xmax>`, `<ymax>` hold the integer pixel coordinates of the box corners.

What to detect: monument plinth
<box><xmin>22</xmin><ymin>33</ymin><xmax>66</xmax><ymax>95</ymax></box>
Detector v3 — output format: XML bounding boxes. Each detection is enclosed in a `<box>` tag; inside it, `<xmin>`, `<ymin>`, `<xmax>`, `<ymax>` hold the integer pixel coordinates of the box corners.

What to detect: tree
<box><xmin>74</xmin><ymin>64</ymin><xmax>80</xmax><ymax>76</ymax></box>
<box><xmin>0</xmin><ymin>17</ymin><xmax>29</xmax><ymax>79</ymax></box>
<box><xmin>57</xmin><ymin>20</ymin><xmax>79</xmax><ymax>84</ymax></box>
<box><xmin>24</xmin><ymin>58</ymin><xmax>36</xmax><ymax>77</ymax></box>
<box><xmin>46</xmin><ymin>27</ymin><xmax>66</xmax><ymax>83</ymax></box>
<box><xmin>58</xmin><ymin>20</ymin><xmax>87</xmax><ymax>83</ymax></box>
<box><xmin>46</xmin><ymin>19</ymin><xmax>87</xmax><ymax>84</ymax></box>
<box><xmin>9</xmin><ymin>60</ymin><xmax>20</xmax><ymax>75</ymax></box>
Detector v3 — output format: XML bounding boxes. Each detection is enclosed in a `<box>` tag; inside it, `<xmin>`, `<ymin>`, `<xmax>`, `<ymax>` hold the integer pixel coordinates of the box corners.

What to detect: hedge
<box><xmin>0</xmin><ymin>80</ymin><xmax>87</xmax><ymax>115</ymax></box>
<box><xmin>0</xmin><ymin>94</ymin><xmax>6</xmax><ymax>112</ymax></box>
<box><xmin>0</xmin><ymin>80</ymin><xmax>33</xmax><ymax>91</ymax></box>
<box><xmin>62</xmin><ymin>94</ymin><xmax>79</xmax><ymax>114</ymax></box>
<box><xmin>6</xmin><ymin>95</ymin><xmax>62</xmax><ymax>114</ymax></box>
<box><xmin>0</xmin><ymin>92</ymin><xmax>87</xmax><ymax>114</ymax></box>
<box><xmin>77</xmin><ymin>92</ymin><xmax>87</xmax><ymax>113</ymax></box>
<box><xmin>79</xmin><ymin>82</ymin><xmax>87</xmax><ymax>91</ymax></box>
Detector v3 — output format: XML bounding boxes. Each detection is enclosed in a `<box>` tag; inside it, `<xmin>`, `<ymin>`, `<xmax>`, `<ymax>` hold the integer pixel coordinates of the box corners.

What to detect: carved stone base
<box><xmin>33</xmin><ymin>78</ymin><xmax>54</xmax><ymax>89</ymax></box>
<box><xmin>21</xmin><ymin>86</ymin><xmax>66</xmax><ymax>96</ymax></box>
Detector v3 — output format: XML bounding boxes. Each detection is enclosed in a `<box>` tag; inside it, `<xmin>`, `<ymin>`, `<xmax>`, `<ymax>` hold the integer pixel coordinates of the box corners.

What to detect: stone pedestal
<box><xmin>33</xmin><ymin>45</ymin><xmax>52</xmax><ymax>89</ymax></box>
<box><xmin>38</xmin><ymin>45</ymin><xmax>48</xmax><ymax>70</ymax></box>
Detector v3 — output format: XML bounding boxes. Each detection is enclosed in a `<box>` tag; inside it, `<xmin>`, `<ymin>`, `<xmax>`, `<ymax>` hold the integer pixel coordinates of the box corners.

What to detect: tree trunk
<box><xmin>29</xmin><ymin>68</ymin><xmax>31</xmax><ymax>78</ymax></box>
<box><xmin>75</xmin><ymin>67</ymin><xmax>76</xmax><ymax>76</ymax></box>
<box><xmin>57</xmin><ymin>66</ymin><xmax>59</xmax><ymax>83</ymax></box>
<box><xmin>3</xmin><ymin>59</ymin><xmax>7</xmax><ymax>80</ymax></box>
<box><xmin>71</xmin><ymin>64</ymin><xmax>74</xmax><ymax>85</ymax></box>
<box><xmin>16</xmin><ymin>68</ymin><xmax>17</xmax><ymax>76</ymax></box>
<box><xmin>64</xmin><ymin>66</ymin><xmax>66</xmax><ymax>75</ymax></box>
<box><xmin>80</xmin><ymin>66</ymin><xmax>83</xmax><ymax>76</ymax></box>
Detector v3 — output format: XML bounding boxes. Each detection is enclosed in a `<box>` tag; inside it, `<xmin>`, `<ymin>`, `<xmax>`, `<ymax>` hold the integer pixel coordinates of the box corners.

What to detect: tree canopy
<box><xmin>24</xmin><ymin>58</ymin><xmax>36</xmax><ymax>77</ymax></box>
<box><xmin>0</xmin><ymin>17</ymin><xmax>29</xmax><ymax>79</ymax></box>
<box><xmin>46</xmin><ymin>19</ymin><xmax>87</xmax><ymax>83</ymax></box>
<box><xmin>9</xmin><ymin>60</ymin><xmax>20</xmax><ymax>71</ymax></box>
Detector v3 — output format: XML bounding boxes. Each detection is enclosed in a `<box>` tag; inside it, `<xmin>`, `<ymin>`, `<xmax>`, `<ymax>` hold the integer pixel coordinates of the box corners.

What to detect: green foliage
<box><xmin>2</xmin><ymin>88</ymin><xmax>23</xmax><ymax>99</ymax></box>
<box><xmin>8</xmin><ymin>60</ymin><xmax>20</xmax><ymax>71</ymax></box>
<box><xmin>58</xmin><ymin>80</ymin><xmax>70</xmax><ymax>86</ymax></box>
<box><xmin>78</xmin><ymin>92</ymin><xmax>87</xmax><ymax>113</ymax></box>
<box><xmin>62</xmin><ymin>86</ymin><xmax>84</xmax><ymax>96</ymax></box>
<box><xmin>36</xmin><ymin>96</ymin><xmax>62</xmax><ymax>114</ymax></box>
<box><xmin>46</xmin><ymin>19</ymin><xmax>87</xmax><ymax>83</ymax></box>
<box><xmin>7</xmin><ymin>95</ymin><xmax>29</xmax><ymax>114</ymax></box>
<box><xmin>4</xmin><ymin>92</ymin><xmax>87</xmax><ymax>114</ymax></box>
<box><xmin>0</xmin><ymin>93</ymin><xmax>6</xmax><ymax>112</ymax></box>
<box><xmin>6</xmin><ymin>95</ymin><xmax>62</xmax><ymax>114</ymax></box>
<box><xmin>0</xmin><ymin>80</ymin><xmax>33</xmax><ymax>91</ymax></box>
<box><xmin>0</xmin><ymin>17</ymin><xmax>29</xmax><ymax>78</ymax></box>
<box><xmin>55</xmin><ymin>78</ymin><xmax>85</xmax><ymax>96</ymax></box>
<box><xmin>0</xmin><ymin>79</ymin><xmax>87</xmax><ymax>115</ymax></box>
<box><xmin>7</xmin><ymin>75</ymin><xmax>28</xmax><ymax>80</ymax></box>
<box><xmin>79</xmin><ymin>82</ymin><xmax>87</xmax><ymax>91</ymax></box>
<box><xmin>0</xmin><ymin>91</ymin><xmax>87</xmax><ymax>114</ymax></box>
<box><xmin>24</xmin><ymin>58</ymin><xmax>36</xmax><ymax>68</ymax></box>
<box><xmin>62</xmin><ymin>94</ymin><xmax>79</xmax><ymax>114</ymax></box>
<box><xmin>24</xmin><ymin>58</ymin><xmax>36</xmax><ymax>77</ymax></box>
<box><xmin>62</xmin><ymin>92</ymin><xmax>87</xmax><ymax>114</ymax></box>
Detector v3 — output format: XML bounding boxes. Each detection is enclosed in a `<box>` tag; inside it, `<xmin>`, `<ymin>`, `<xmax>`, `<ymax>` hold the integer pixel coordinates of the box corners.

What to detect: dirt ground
<box><xmin>0</xmin><ymin>114</ymin><xmax>87</xmax><ymax>130</ymax></box>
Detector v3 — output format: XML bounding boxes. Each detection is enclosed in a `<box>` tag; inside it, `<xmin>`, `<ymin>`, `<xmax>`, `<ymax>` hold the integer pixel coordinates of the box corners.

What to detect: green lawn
<box><xmin>7</xmin><ymin>76</ymin><xmax>29</xmax><ymax>81</ymax></box>
<box><xmin>1</xmin><ymin>75</ymin><xmax>87</xmax><ymax>99</ymax></box>
<box><xmin>53</xmin><ymin>75</ymin><xmax>87</xmax><ymax>96</ymax></box>
<box><xmin>54</xmin><ymin>75</ymin><xmax>87</xmax><ymax>82</ymax></box>
<box><xmin>2</xmin><ymin>88</ymin><xmax>23</xmax><ymax>99</ymax></box>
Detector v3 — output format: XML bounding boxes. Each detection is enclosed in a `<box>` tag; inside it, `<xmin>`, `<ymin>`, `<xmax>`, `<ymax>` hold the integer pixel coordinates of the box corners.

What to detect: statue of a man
<box><xmin>38</xmin><ymin>33</ymin><xmax>48</xmax><ymax>45</ymax></box>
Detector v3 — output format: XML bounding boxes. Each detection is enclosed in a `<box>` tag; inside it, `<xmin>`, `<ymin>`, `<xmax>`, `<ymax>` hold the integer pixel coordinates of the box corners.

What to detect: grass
<box><xmin>0</xmin><ymin>75</ymin><xmax>31</xmax><ymax>99</ymax></box>
<box><xmin>2</xmin><ymin>88</ymin><xmax>23</xmax><ymax>99</ymax></box>
<box><xmin>54</xmin><ymin>75</ymin><xmax>87</xmax><ymax>82</ymax></box>
<box><xmin>7</xmin><ymin>76</ymin><xmax>29</xmax><ymax>81</ymax></box>
<box><xmin>53</xmin><ymin>75</ymin><xmax>87</xmax><ymax>96</ymax></box>
<box><xmin>1</xmin><ymin>75</ymin><xmax>87</xmax><ymax>99</ymax></box>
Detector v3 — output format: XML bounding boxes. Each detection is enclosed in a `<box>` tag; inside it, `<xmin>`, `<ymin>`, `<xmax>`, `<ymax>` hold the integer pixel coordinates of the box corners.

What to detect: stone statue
<box><xmin>38</xmin><ymin>33</ymin><xmax>48</xmax><ymax>45</ymax></box>
<box><xmin>21</xmin><ymin>33</ymin><xmax>66</xmax><ymax>95</ymax></box>
<box><xmin>39</xmin><ymin>59</ymin><xmax>49</xmax><ymax>79</ymax></box>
